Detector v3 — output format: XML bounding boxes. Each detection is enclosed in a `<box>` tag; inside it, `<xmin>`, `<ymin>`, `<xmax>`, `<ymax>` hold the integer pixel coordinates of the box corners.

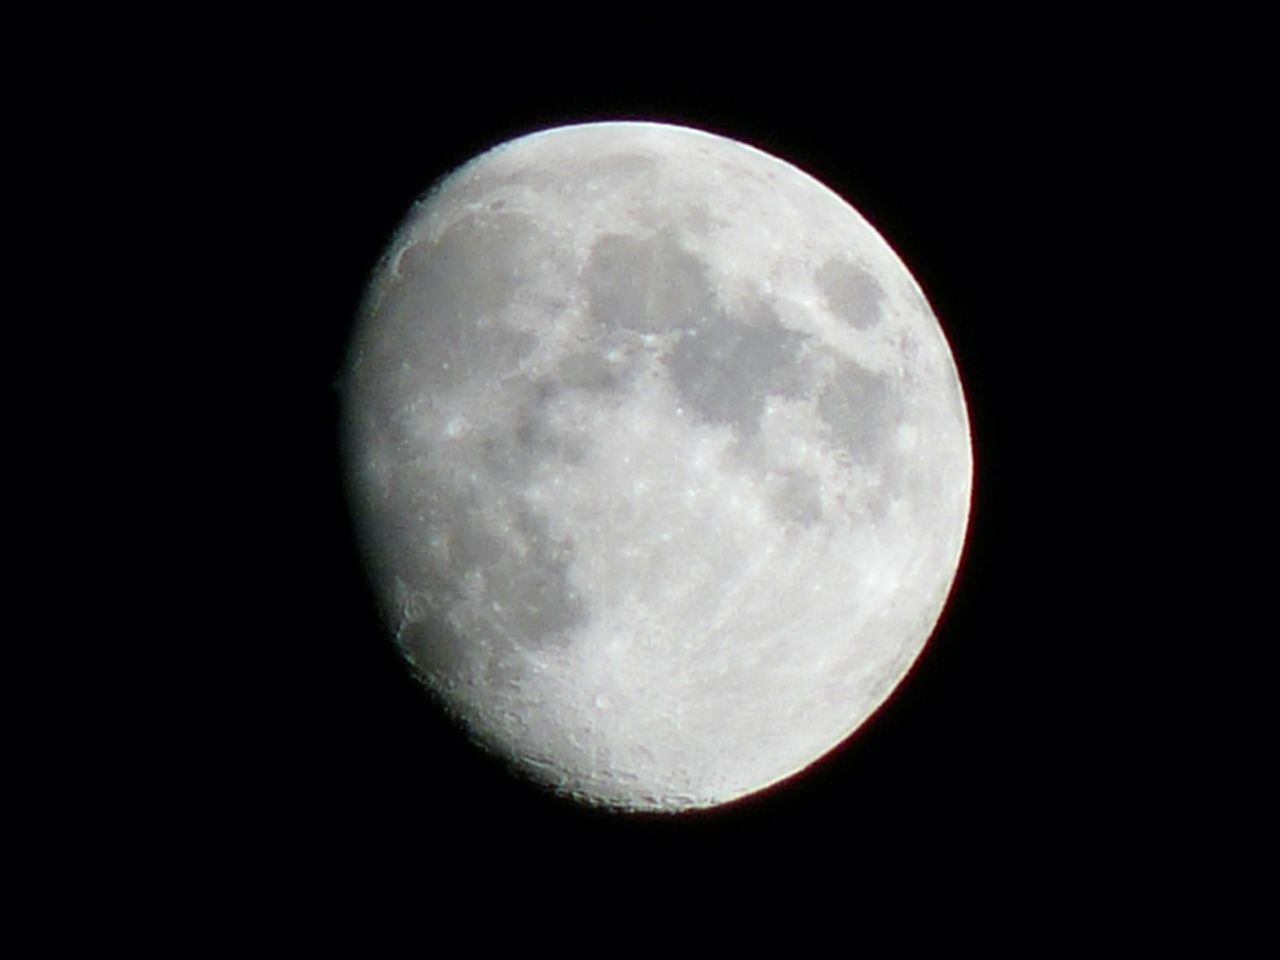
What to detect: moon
<box><xmin>341</xmin><ymin>121</ymin><xmax>972</xmax><ymax>811</ymax></box>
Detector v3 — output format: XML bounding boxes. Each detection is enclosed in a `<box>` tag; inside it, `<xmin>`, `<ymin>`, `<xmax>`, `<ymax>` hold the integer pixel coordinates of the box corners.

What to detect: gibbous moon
<box><xmin>342</xmin><ymin>122</ymin><xmax>972</xmax><ymax>811</ymax></box>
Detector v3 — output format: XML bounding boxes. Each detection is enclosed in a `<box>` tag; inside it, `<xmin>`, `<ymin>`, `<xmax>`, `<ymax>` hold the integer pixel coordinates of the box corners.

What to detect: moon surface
<box><xmin>342</xmin><ymin>122</ymin><xmax>972</xmax><ymax>811</ymax></box>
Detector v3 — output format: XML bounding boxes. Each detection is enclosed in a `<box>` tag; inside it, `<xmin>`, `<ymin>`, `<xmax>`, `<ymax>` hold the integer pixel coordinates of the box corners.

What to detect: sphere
<box><xmin>342</xmin><ymin>122</ymin><xmax>972</xmax><ymax>811</ymax></box>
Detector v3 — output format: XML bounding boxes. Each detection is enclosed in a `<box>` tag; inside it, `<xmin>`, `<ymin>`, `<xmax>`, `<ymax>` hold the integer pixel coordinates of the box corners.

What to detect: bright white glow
<box><xmin>343</xmin><ymin>122</ymin><xmax>972</xmax><ymax>811</ymax></box>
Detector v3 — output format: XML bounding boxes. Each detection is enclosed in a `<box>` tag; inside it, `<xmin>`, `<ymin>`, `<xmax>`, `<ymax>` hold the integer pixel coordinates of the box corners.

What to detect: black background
<box><xmin>151</xmin><ymin>13</ymin><xmax>1228</xmax><ymax>935</ymax></box>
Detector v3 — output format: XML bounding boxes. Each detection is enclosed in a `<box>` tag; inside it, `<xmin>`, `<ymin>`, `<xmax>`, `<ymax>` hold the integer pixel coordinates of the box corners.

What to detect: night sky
<box><xmin>152</xmin><ymin>15</ymin><xmax>1219</xmax><ymax>934</ymax></box>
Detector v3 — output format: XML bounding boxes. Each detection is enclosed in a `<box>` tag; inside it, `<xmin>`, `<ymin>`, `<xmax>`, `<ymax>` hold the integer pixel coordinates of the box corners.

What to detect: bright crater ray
<box><xmin>342</xmin><ymin>122</ymin><xmax>972</xmax><ymax>811</ymax></box>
